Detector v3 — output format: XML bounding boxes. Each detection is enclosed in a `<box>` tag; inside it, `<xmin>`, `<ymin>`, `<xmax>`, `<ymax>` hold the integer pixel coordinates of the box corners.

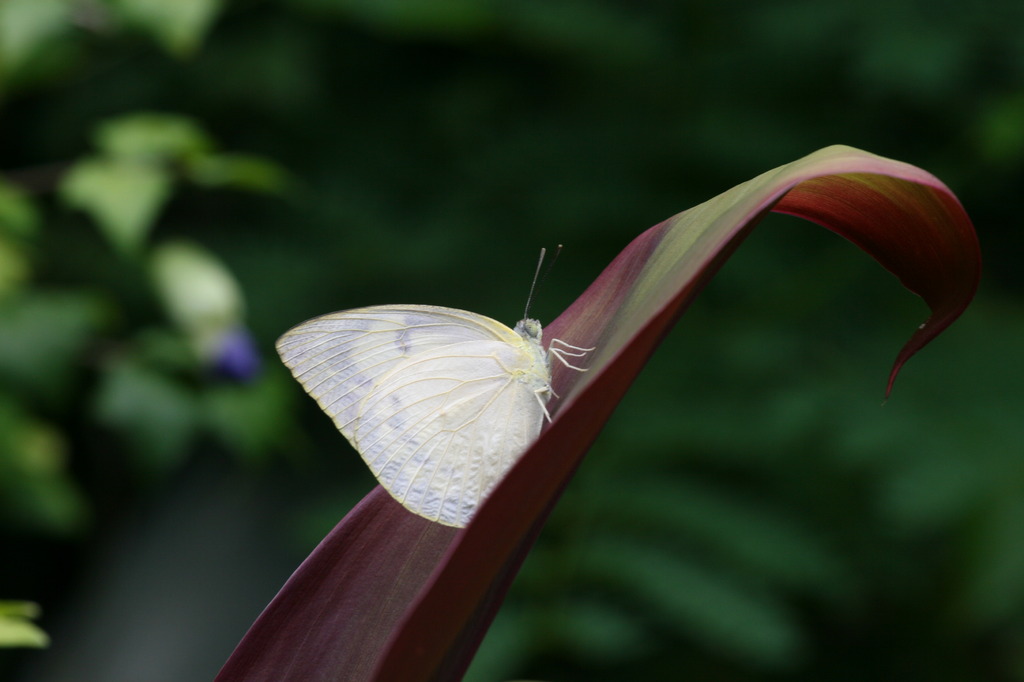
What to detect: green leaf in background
<box><xmin>959</xmin><ymin>496</ymin><xmax>1024</xmax><ymax>628</ymax></box>
<box><xmin>0</xmin><ymin>0</ymin><xmax>71</xmax><ymax>85</ymax></box>
<box><xmin>592</xmin><ymin>476</ymin><xmax>853</xmax><ymax>600</ymax></box>
<box><xmin>0</xmin><ymin>601</ymin><xmax>49</xmax><ymax>648</ymax></box>
<box><xmin>0</xmin><ymin>179</ymin><xmax>39</xmax><ymax>239</ymax></box>
<box><xmin>538</xmin><ymin>598</ymin><xmax>649</xmax><ymax>663</ymax></box>
<box><xmin>60</xmin><ymin>157</ymin><xmax>173</xmax><ymax>257</ymax></box>
<box><xmin>974</xmin><ymin>92</ymin><xmax>1024</xmax><ymax>167</ymax></box>
<box><xmin>0</xmin><ymin>398</ymin><xmax>89</xmax><ymax>535</ymax></box>
<box><xmin>0</xmin><ymin>292</ymin><xmax>106</xmax><ymax>401</ymax></box>
<box><xmin>151</xmin><ymin>240</ymin><xmax>245</xmax><ymax>355</ymax></box>
<box><xmin>0</xmin><ymin>237</ymin><xmax>29</xmax><ymax>296</ymax></box>
<box><xmin>93</xmin><ymin>359</ymin><xmax>198</xmax><ymax>475</ymax></box>
<box><xmin>582</xmin><ymin>537</ymin><xmax>803</xmax><ymax>667</ymax></box>
<box><xmin>186</xmin><ymin>154</ymin><xmax>290</xmax><ymax>194</ymax></box>
<box><xmin>59</xmin><ymin>113</ymin><xmax>286</xmax><ymax>255</ymax></box>
<box><xmin>465</xmin><ymin>596</ymin><xmax>650</xmax><ymax>681</ymax></box>
<box><xmin>95</xmin><ymin>112</ymin><xmax>212</xmax><ymax>161</ymax></box>
<box><xmin>106</xmin><ymin>0</ymin><xmax>225</xmax><ymax>57</ymax></box>
<box><xmin>0</xmin><ymin>180</ymin><xmax>40</xmax><ymax>296</ymax></box>
<box><xmin>202</xmin><ymin>371</ymin><xmax>295</xmax><ymax>464</ymax></box>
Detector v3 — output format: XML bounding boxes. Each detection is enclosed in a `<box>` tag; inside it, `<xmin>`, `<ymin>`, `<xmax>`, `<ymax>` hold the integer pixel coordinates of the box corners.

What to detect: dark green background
<box><xmin>2</xmin><ymin>1</ymin><xmax>1023</xmax><ymax>680</ymax></box>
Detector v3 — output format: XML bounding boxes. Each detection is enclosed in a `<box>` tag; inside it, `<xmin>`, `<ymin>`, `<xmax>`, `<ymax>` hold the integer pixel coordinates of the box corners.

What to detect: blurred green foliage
<box><xmin>1</xmin><ymin>0</ymin><xmax>1023</xmax><ymax>680</ymax></box>
<box><xmin>0</xmin><ymin>602</ymin><xmax>47</xmax><ymax>649</ymax></box>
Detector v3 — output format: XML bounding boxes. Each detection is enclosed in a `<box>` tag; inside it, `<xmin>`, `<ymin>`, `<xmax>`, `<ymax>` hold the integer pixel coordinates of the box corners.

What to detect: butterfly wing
<box><xmin>276</xmin><ymin>305</ymin><xmax>520</xmax><ymax>437</ymax></box>
<box><xmin>353</xmin><ymin>340</ymin><xmax>547</xmax><ymax>526</ymax></box>
<box><xmin>276</xmin><ymin>305</ymin><xmax>550</xmax><ymax>526</ymax></box>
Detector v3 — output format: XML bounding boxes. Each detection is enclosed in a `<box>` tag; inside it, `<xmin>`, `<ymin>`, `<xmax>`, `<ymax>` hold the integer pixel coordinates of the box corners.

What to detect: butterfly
<box><xmin>276</xmin><ymin>304</ymin><xmax>593</xmax><ymax>527</ymax></box>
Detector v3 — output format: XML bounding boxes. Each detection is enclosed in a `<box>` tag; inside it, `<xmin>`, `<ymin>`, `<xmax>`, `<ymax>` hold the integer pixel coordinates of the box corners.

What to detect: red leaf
<box><xmin>216</xmin><ymin>146</ymin><xmax>980</xmax><ymax>681</ymax></box>
<box><xmin>216</xmin><ymin>489</ymin><xmax>456</xmax><ymax>681</ymax></box>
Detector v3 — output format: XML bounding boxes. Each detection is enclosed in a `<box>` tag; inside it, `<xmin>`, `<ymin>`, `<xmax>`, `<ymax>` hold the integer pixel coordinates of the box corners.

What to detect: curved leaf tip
<box><xmin>771</xmin><ymin>157</ymin><xmax>981</xmax><ymax>395</ymax></box>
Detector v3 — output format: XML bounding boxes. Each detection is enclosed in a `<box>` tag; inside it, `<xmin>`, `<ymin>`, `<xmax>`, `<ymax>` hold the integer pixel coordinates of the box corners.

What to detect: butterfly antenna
<box><xmin>543</xmin><ymin>244</ymin><xmax>563</xmax><ymax>283</ymax></box>
<box><xmin>524</xmin><ymin>245</ymin><xmax>564</xmax><ymax>319</ymax></box>
<box><xmin>524</xmin><ymin>248</ymin><xmax>546</xmax><ymax>319</ymax></box>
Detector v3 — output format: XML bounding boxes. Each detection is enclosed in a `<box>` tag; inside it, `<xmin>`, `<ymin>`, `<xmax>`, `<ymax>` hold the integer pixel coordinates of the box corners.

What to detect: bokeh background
<box><xmin>2</xmin><ymin>1</ymin><xmax>1023</xmax><ymax>680</ymax></box>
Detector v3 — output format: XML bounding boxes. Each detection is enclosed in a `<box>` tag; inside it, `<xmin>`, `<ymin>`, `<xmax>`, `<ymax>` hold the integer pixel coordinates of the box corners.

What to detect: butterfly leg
<box><xmin>550</xmin><ymin>338</ymin><xmax>596</xmax><ymax>352</ymax></box>
<box><xmin>549</xmin><ymin>338</ymin><xmax>595</xmax><ymax>372</ymax></box>
<box><xmin>534</xmin><ymin>388</ymin><xmax>553</xmax><ymax>423</ymax></box>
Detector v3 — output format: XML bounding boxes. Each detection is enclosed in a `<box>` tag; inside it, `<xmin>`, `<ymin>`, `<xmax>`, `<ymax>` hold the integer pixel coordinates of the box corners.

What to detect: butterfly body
<box><xmin>277</xmin><ymin>304</ymin><xmax>563</xmax><ymax>527</ymax></box>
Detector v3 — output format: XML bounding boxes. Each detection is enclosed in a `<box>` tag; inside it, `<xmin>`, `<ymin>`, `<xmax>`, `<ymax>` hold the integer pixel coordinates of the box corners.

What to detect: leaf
<box><xmin>186</xmin><ymin>154</ymin><xmax>290</xmax><ymax>193</ymax></box>
<box><xmin>591</xmin><ymin>475</ymin><xmax>852</xmax><ymax>598</ymax></box>
<box><xmin>0</xmin><ymin>237</ymin><xmax>30</xmax><ymax>297</ymax></box>
<box><xmin>974</xmin><ymin>92</ymin><xmax>1024</xmax><ymax>166</ymax></box>
<box><xmin>0</xmin><ymin>0</ymin><xmax>71</xmax><ymax>79</ymax></box>
<box><xmin>0</xmin><ymin>405</ymin><xmax>88</xmax><ymax>536</ymax></box>
<box><xmin>60</xmin><ymin>157</ymin><xmax>173</xmax><ymax>256</ymax></box>
<box><xmin>958</xmin><ymin>496</ymin><xmax>1024</xmax><ymax>627</ymax></box>
<box><xmin>216</xmin><ymin>146</ymin><xmax>980</xmax><ymax>681</ymax></box>
<box><xmin>95</xmin><ymin>112</ymin><xmax>212</xmax><ymax>161</ymax></box>
<box><xmin>107</xmin><ymin>0</ymin><xmax>224</xmax><ymax>57</ymax></box>
<box><xmin>202</xmin><ymin>371</ymin><xmax>294</xmax><ymax>462</ymax></box>
<box><xmin>150</xmin><ymin>240</ymin><xmax>244</xmax><ymax>341</ymax></box>
<box><xmin>538</xmin><ymin>598</ymin><xmax>650</xmax><ymax>663</ymax></box>
<box><xmin>216</xmin><ymin>490</ymin><xmax>456</xmax><ymax>680</ymax></box>
<box><xmin>0</xmin><ymin>399</ymin><xmax>66</xmax><ymax>521</ymax></box>
<box><xmin>580</xmin><ymin>538</ymin><xmax>804</xmax><ymax>667</ymax></box>
<box><xmin>0</xmin><ymin>179</ymin><xmax>40</xmax><ymax>238</ymax></box>
<box><xmin>0</xmin><ymin>601</ymin><xmax>49</xmax><ymax>648</ymax></box>
<box><xmin>0</xmin><ymin>181</ymin><xmax>41</xmax><ymax>296</ymax></box>
<box><xmin>93</xmin><ymin>359</ymin><xmax>198</xmax><ymax>474</ymax></box>
<box><xmin>0</xmin><ymin>292</ymin><xmax>106</xmax><ymax>401</ymax></box>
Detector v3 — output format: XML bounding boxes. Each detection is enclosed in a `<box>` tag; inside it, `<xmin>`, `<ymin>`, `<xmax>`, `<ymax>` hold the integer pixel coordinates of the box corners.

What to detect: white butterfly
<box><xmin>276</xmin><ymin>304</ymin><xmax>592</xmax><ymax>527</ymax></box>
